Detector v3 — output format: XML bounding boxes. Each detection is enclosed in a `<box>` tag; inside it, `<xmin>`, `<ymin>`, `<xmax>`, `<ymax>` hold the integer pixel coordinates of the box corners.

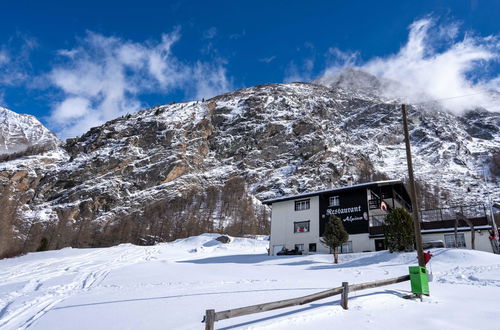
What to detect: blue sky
<box><xmin>0</xmin><ymin>0</ymin><xmax>499</xmax><ymax>138</ymax></box>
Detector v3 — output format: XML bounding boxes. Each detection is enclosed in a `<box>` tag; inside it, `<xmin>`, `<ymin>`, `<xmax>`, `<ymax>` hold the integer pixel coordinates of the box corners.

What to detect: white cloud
<box><xmin>0</xmin><ymin>90</ymin><xmax>5</xmax><ymax>107</ymax></box>
<box><xmin>192</xmin><ymin>62</ymin><xmax>232</xmax><ymax>100</ymax></box>
<box><xmin>319</xmin><ymin>17</ymin><xmax>500</xmax><ymax>113</ymax></box>
<box><xmin>259</xmin><ymin>56</ymin><xmax>276</xmax><ymax>63</ymax></box>
<box><xmin>284</xmin><ymin>58</ymin><xmax>316</xmax><ymax>83</ymax></box>
<box><xmin>229</xmin><ymin>30</ymin><xmax>246</xmax><ymax>40</ymax></box>
<box><xmin>0</xmin><ymin>50</ymin><xmax>9</xmax><ymax>65</ymax></box>
<box><xmin>0</xmin><ymin>51</ymin><xmax>8</xmax><ymax>106</ymax></box>
<box><xmin>203</xmin><ymin>27</ymin><xmax>217</xmax><ymax>40</ymax></box>
<box><xmin>321</xmin><ymin>47</ymin><xmax>360</xmax><ymax>78</ymax></box>
<box><xmin>48</xmin><ymin>30</ymin><xmax>232</xmax><ymax>138</ymax></box>
<box><xmin>51</xmin><ymin>97</ymin><xmax>91</xmax><ymax>124</ymax></box>
<box><xmin>0</xmin><ymin>35</ymin><xmax>37</xmax><ymax>87</ymax></box>
<box><xmin>284</xmin><ymin>42</ymin><xmax>318</xmax><ymax>83</ymax></box>
<box><xmin>0</xmin><ymin>35</ymin><xmax>38</xmax><ymax>107</ymax></box>
<box><xmin>483</xmin><ymin>76</ymin><xmax>500</xmax><ymax>91</ymax></box>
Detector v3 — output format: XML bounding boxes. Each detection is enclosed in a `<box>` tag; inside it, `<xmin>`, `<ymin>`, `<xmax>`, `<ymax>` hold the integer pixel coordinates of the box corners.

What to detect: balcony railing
<box><xmin>368</xmin><ymin>191</ymin><xmax>411</xmax><ymax>212</ymax></box>
<box><xmin>369</xmin><ymin>198</ymin><xmax>381</xmax><ymax>210</ymax></box>
<box><xmin>368</xmin><ymin>204</ymin><xmax>489</xmax><ymax>236</ymax></box>
<box><xmin>420</xmin><ymin>204</ymin><xmax>487</xmax><ymax>222</ymax></box>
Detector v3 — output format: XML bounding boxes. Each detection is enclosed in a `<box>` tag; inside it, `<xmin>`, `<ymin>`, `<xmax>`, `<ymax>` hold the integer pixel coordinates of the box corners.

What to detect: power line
<box><xmin>345</xmin><ymin>90</ymin><xmax>494</xmax><ymax>143</ymax></box>
<box><xmin>367</xmin><ymin>107</ymin><xmax>398</xmax><ymax>126</ymax></box>
<box><xmin>369</xmin><ymin>91</ymin><xmax>491</xmax><ymax>126</ymax></box>
<box><xmin>411</xmin><ymin>91</ymin><xmax>490</xmax><ymax>105</ymax></box>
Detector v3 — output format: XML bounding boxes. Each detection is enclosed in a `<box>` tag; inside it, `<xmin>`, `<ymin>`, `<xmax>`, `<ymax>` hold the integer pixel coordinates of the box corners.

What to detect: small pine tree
<box><xmin>36</xmin><ymin>237</ymin><xmax>49</xmax><ymax>252</ymax></box>
<box><xmin>321</xmin><ymin>215</ymin><xmax>349</xmax><ymax>264</ymax></box>
<box><xmin>384</xmin><ymin>207</ymin><xmax>415</xmax><ymax>252</ymax></box>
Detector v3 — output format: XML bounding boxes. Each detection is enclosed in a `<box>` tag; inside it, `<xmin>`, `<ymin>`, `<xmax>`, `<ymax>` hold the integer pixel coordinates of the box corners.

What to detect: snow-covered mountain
<box><xmin>0</xmin><ymin>107</ymin><xmax>61</xmax><ymax>160</ymax></box>
<box><xmin>0</xmin><ymin>70</ymin><xmax>499</xmax><ymax>258</ymax></box>
<box><xmin>316</xmin><ymin>67</ymin><xmax>400</xmax><ymax>100</ymax></box>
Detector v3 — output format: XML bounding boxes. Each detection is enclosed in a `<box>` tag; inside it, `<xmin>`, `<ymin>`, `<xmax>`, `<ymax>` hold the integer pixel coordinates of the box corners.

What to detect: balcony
<box><xmin>369</xmin><ymin>204</ymin><xmax>490</xmax><ymax>237</ymax></box>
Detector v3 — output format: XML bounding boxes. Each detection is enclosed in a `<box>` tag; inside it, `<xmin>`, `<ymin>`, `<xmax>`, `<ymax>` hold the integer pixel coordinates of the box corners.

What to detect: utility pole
<box><xmin>402</xmin><ymin>104</ymin><xmax>425</xmax><ymax>267</ymax></box>
<box><xmin>480</xmin><ymin>158</ymin><xmax>499</xmax><ymax>254</ymax></box>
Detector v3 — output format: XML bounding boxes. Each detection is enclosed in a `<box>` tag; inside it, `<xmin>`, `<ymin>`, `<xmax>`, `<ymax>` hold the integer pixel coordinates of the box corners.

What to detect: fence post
<box><xmin>205</xmin><ymin>309</ymin><xmax>215</xmax><ymax>330</ymax></box>
<box><xmin>341</xmin><ymin>282</ymin><xmax>349</xmax><ymax>310</ymax></box>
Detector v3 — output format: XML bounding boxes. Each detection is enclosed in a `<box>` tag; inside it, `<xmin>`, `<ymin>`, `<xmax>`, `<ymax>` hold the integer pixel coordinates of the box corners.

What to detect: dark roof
<box><xmin>262</xmin><ymin>179</ymin><xmax>403</xmax><ymax>205</ymax></box>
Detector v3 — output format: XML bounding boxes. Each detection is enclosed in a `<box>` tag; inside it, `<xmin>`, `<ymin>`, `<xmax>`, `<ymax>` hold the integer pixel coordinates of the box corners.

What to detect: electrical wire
<box><xmin>367</xmin><ymin>90</ymin><xmax>493</xmax><ymax>126</ymax></box>
<box><xmin>406</xmin><ymin>91</ymin><xmax>491</xmax><ymax>106</ymax></box>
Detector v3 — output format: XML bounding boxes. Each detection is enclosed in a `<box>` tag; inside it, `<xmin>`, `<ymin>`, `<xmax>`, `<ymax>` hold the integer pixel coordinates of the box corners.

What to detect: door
<box><xmin>309</xmin><ymin>243</ymin><xmax>317</xmax><ymax>252</ymax></box>
<box><xmin>273</xmin><ymin>245</ymin><xmax>284</xmax><ymax>255</ymax></box>
<box><xmin>375</xmin><ymin>239</ymin><xmax>386</xmax><ymax>251</ymax></box>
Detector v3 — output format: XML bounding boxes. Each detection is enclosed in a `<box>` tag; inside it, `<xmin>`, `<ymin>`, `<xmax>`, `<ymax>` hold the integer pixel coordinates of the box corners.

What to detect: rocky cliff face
<box><xmin>1</xmin><ymin>76</ymin><xmax>499</xmax><ymax>258</ymax></box>
<box><xmin>0</xmin><ymin>107</ymin><xmax>64</xmax><ymax>257</ymax></box>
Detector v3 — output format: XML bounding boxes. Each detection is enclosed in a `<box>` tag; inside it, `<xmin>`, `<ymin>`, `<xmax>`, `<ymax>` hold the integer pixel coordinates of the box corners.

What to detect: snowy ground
<box><xmin>1</xmin><ymin>234</ymin><xmax>499</xmax><ymax>330</ymax></box>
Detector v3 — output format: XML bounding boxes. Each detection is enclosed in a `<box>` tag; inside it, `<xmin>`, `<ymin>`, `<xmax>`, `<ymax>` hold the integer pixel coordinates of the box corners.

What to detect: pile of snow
<box><xmin>0</xmin><ymin>234</ymin><xmax>499</xmax><ymax>329</ymax></box>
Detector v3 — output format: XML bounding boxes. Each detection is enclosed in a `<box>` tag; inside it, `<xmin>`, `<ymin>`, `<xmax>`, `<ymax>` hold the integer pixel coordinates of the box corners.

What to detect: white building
<box><xmin>263</xmin><ymin>180</ymin><xmax>496</xmax><ymax>255</ymax></box>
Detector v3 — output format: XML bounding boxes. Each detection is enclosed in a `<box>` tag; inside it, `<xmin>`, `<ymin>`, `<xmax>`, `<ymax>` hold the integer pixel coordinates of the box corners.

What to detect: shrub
<box><xmin>36</xmin><ymin>237</ymin><xmax>49</xmax><ymax>252</ymax></box>
<box><xmin>384</xmin><ymin>208</ymin><xmax>415</xmax><ymax>252</ymax></box>
<box><xmin>321</xmin><ymin>215</ymin><xmax>349</xmax><ymax>263</ymax></box>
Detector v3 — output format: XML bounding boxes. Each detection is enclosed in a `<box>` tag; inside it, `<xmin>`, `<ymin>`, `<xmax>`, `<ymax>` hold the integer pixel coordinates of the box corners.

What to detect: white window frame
<box><xmin>294</xmin><ymin>221</ymin><xmax>310</xmax><ymax>233</ymax></box>
<box><xmin>295</xmin><ymin>244</ymin><xmax>304</xmax><ymax>251</ymax></box>
<box><xmin>340</xmin><ymin>241</ymin><xmax>353</xmax><ymax>254</ymax></box>
<box><xmin>329</xmin><ymin>196</ymin><xmax>340</xmax><ymax>207</ymax></box>
<box><xmin>444</xmin><ymin>233</ymin><xmax>466</xmax><ymax>248</ymax></box>
<box><xmin>294</xmin><ymin>199</ymin><xmax>310</xmax><ymax>211</ymax></box>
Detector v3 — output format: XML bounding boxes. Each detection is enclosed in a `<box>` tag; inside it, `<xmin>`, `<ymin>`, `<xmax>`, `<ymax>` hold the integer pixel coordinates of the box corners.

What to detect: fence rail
<box><xmin>203</xmin><ymin>274</ymin><xmax>410</xmax><ymax>329</ymax></box>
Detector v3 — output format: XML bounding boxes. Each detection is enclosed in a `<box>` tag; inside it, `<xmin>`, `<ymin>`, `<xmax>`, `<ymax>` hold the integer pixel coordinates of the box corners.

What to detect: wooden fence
<box><xmin>203</xmin><ymin>274</ymin><xmax>410</xmax><ymax>329</ymax></box>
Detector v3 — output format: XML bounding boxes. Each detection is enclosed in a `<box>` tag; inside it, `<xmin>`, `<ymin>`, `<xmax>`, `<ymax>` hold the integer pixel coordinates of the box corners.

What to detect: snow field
<box><xmin>1</xmin><ymin>234</ymin><xmax>499</xmax><ymax>329</ymax></box>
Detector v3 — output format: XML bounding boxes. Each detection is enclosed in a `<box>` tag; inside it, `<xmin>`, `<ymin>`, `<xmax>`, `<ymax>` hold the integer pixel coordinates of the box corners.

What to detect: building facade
<box><xmin>264</xmin><ymin>180</ymin><xmax>496</xmax><ymax>255</ymax></box>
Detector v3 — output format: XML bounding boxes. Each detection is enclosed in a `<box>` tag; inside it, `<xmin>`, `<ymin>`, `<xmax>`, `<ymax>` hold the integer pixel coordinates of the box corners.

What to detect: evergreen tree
<box><xmin>320</xmin><ymin>215</ymin><xmax>349</xmax><ymax>263</ymax></box>
<box><xmin>36</xmin><ymin>237</ymin><xmax>49</xmax><ymax>252</ymax></box>
<box><xmin>383</xmin><ymin>207</ymin><xmax>415</xmax><ymax>252</ymax></box>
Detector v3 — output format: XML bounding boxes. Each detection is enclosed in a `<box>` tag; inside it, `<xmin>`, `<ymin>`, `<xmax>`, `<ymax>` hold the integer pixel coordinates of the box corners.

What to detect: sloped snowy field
<box><xmin>1</xmin><ymin>234</ymin><xmax>499</xmax><ymax>330</ymax></box>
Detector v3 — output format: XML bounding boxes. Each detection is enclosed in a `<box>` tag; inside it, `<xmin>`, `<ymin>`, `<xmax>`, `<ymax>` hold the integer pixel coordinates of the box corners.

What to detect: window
<box><xmin>295</xmin><ymin>199</ymin><xmax>310</xmax><ymax>211</ymax></box>
<box><xmin>294</xmin><ymin>221</ymin><xmax>310</xmax><ymax>233</ymax></box>
<box><xmin>444</xmin><ymin>233</ymin><xmax>466</xmax><ymax>248</ymax></box>
<box><xmin>329</xmin><ymin>196</ymin><xmax>340</xmax><ymax>207</ymax></box>
<box><xmin>340</xmin><ymin>241</ymin><xmax>353</xmax><ymax>253</ymax></box>
<box><xmin>309</xmin><ymin>243</ymin><xmax>317</xmax><ymax>252</ymax></box>
<box><xmin>294</xmin><ymin>199</ymin><xmax>310</xmax><ymax>211</ymax></box>
<box><xmin>295</xmin><ymin>244</ymin><xmax>304</xmax><ymax>251</ymax></box>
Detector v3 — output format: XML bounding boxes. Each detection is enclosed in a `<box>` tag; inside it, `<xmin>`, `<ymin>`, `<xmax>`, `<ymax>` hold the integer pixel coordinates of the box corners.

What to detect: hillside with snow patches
<box><xmin>0</xmin><ymin>69</ymin><xmax>499</xmax><ymax>258</ymax></box>
<box><xmin>0</xmin><ymin>107</ymin><xmax>61</xmax><ymax>159</ymax></box>
<box><xmin>0</xmin><ymin>234</ymin><xmax>499</xmax><ymax>329</ymax></box>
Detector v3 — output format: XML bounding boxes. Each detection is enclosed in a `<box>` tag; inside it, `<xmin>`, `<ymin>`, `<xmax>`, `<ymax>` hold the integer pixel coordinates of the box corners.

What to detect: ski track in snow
<box><xmin>0</xmin><ymin>236</ymin><xmax>499</xmax><ymax>329</ymax></box>
<box><xmin>436</xmin><ymin>264</ymin><xmax>500</xmax><ymax>287</ymax></box>
<box><xmin>0</xmin><ymin>245</ymin><xmax>161</xmax><ymax>329</ymax></box>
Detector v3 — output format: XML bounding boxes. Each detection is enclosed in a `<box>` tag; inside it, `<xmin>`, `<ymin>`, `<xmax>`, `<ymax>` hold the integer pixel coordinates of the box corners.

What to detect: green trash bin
<box><xmin>409</xmin><ymin>266</ymin><xmax>429</xmax><ymax>295</ymax></box>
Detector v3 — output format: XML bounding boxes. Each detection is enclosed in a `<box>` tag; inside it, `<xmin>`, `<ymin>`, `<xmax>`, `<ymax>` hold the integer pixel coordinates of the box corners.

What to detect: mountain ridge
<box><xmin>0</xmin><ymin>72</ymin><xmax>498</xmax><ymax>258</ymax></box>
<box><xmin>0</xmin><ymin>107</ymin><xmax>62</xmax><ymax>161</ymax></box>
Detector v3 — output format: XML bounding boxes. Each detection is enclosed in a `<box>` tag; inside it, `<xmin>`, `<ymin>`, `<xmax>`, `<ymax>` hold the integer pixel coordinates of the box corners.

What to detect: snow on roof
<box><xmin>262</xmin><ymin>179</ymin><xmax>403</xmax><ymax>204</ymax></box>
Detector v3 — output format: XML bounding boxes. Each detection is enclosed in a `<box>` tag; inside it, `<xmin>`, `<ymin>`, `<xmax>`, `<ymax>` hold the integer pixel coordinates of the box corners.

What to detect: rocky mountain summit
<box><xmin>0</xmin><ymin>107</ymin><xmax>61</xmax><ymax>161</ymax></box>
<box><xmin>1</xmin><ymin>71</ymin><xmax>499</xmax><ymax>258</ymax></box>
